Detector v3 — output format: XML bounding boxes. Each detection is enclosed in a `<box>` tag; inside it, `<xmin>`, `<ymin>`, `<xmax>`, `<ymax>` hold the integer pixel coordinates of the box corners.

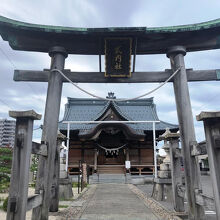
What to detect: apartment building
<box><xmin>0</xmin><ymin>119</ymin><xmax>16</xmax><ymax>147</ymax></box>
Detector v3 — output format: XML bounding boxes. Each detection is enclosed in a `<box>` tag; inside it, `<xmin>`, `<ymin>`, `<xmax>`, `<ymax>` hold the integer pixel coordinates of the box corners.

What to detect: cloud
<box><xmin>130</xmin><ymin>0</ymin><xmax>220</xmax><ymax>27</ymax></box>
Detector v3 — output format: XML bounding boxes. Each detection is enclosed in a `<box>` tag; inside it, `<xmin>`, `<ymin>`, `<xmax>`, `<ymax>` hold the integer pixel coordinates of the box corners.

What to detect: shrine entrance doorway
<box><xmin>97</xmin><ymin>149</ymin><xmax>125</xmax><ymax>174</ymax></box>
<box><xmin>103</xmin><ymin>150</ymin><xmax>124</xmax><ymax>165</ymax></box>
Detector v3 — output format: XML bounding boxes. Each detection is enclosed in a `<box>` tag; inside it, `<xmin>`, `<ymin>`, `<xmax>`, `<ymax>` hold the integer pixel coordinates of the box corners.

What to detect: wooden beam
<box><xmin>26</xmin><ymin>194</ymin><xmax>43</xmax><ymax>211</ymax></box>
<box><xmin>14</xmin><ymin>69</ymin><xmax>220</xmax><ymax>83</ymax></box>
<box><xmin>32</xmin><ymin>142</ymin><xmax>48</xmax><ymax>156</ymax></box>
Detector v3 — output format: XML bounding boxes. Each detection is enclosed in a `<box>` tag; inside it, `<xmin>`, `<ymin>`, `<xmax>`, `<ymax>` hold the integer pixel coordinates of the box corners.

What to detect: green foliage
<box><xmin>30</xmin><ymin>155</ymin><xmax>39</xmax><ymax>182</ymax></box>
<box><xmin>29</xmin><ymin>182</ymin><xmax>36</xmax><ymax>188</ymax></box>
<box><xmin>0</xmin><ymin>148</ymin><xmax>12</xmax><ymax>154</ymax></box>
<box><xmin>0</xmin><ymin>166</ymin><xmax>11</xmax><ymax>174</ymax></box>
<box><xmin>3</xmin><ymin>197</ymin><xmax>8</xmax><ymax>212</ymax></box>
<box><xmin>0</xmin><ymin>174</ymin><xmax>10</xmax><ymax>193</ymax></box>
<box><xmin>72</xmin><ymin>182</ymin><xmax>79</xmax><ymax>187</ymax></box>
<box><xmin>59</xmin><ymin>205</ymin><xmax>68</xmax><ymax>208</ymax></box>
<box><xmin>72</xmin><ymin>182</ymin><xmax>88</xmax><ymax>188</ymax></box>
<box><xmin>30</xmin><ymin>155</ymin><xmax>39</xmax><ymax>172</ymax></box>
<box><xmin>203</xmin><ymin>158</ymin><xmax>209</xmax><ymax>168</ymax></box>
<box><xmin>0</xmin><ymin>147</ymin><xmax>12</xmax><ymax>192</ymax></box>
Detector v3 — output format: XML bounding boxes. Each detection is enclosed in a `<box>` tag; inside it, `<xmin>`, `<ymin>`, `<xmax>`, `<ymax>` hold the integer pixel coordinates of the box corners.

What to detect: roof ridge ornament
<box><xmin>106</xmin><ymin>92</ymin><xmax>116</xmax><ymax>99</ymax></box>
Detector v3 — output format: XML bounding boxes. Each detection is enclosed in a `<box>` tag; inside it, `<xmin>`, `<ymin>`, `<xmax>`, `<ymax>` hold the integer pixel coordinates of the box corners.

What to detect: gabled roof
<box><xmin>59</xmin><ymin>97</ymin><xmax>178</xmax><ymax>135</ymax></box>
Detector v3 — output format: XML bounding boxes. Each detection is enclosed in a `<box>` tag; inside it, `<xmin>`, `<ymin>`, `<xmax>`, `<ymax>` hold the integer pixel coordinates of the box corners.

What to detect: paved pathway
<box><xmin>80</xmin><ymin>184</ymin><xmax>159</xmax><ymax>220</ymax></box>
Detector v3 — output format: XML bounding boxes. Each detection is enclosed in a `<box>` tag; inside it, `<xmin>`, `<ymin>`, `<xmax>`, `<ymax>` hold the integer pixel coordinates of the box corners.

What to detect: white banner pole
<box><xmin>153</xmin><ymin>122</ymin><xmax>157</xmax><ymax>178</ymax></box>
<box><xmin>66</xmin><ymin>122</ymin><xmax>70</xmax><ymax>172</ymax></box>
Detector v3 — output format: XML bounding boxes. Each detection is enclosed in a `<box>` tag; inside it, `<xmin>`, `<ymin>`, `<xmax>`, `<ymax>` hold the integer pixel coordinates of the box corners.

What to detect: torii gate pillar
<box><xmin>167</xmin><ymin>46</ymin><xmax>205</xmax><ymax>220</ymax></box>
<box><xmin>32</xmin><ymin>46</ymin><xmax>67</xmax><ymax>220</ymax></box>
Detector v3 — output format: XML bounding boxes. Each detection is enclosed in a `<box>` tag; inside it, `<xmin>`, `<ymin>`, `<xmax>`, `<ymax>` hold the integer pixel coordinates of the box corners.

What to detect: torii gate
<box><xmin>1</xmin><ymin>15</ymin><xmax>220</xmax><ymax>220</ymax></box>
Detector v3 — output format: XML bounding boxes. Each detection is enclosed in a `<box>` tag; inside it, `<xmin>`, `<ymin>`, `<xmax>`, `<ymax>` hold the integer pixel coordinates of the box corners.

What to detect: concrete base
<box><xmin>59</xmin><ymin>178</ymin><xmax>73</xmax><ymax>200</ymax></box>
<box><xmin>60</xmin><ymin>171</ymin><xmax>68</xmax><ymax>179</ymax></box>
<box><xmin>152</xmin><ymin>178</ymin><xmax>173</xmax><ymax>202</ymax></box>
<box><xmin>131</xmin><ymin>176</ymin><xmax>153</xmax><ymax>185</ymax></box>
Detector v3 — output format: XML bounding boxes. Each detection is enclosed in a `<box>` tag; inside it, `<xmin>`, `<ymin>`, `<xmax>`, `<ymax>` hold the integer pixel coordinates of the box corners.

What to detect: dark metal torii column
<box><xmin>167</xmin><ymin>46</ymin><xmax>205</xmax><ymax>220</ymax></box>
<box><xmin>32</xmin><ymin>46</ymin><xmax>67</xmax><ymax>220</ymax></box>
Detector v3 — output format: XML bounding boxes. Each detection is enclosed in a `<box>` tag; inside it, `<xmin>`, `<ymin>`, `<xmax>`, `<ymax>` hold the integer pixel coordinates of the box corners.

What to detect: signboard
<box><xmin>105</xmin><ymin>38</ymin><xmax>132</xmax><ymax>78</ymax></box>
<box><xmin>125</xmin><ymin>160</ymin><xmax>131</xmax><ymax>169</ymax></box>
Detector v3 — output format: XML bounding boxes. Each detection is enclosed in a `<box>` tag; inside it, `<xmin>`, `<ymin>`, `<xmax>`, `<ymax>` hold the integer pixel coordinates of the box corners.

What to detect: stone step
<box><xmin>89</xmin><ymin>174</ymin><xmax>131</xmax><ymax>184</ymax></box>
<box><xmin>97</xmin><ymin>166</ymin><xmax>125</xmax><ymax>174</ymax></box>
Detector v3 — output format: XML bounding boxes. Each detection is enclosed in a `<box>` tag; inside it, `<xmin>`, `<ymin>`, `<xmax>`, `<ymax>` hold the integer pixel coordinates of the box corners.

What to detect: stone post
<box><xmin>32</xmin><ymin>46</ymin><xmax>67</xmax><ymax>220</ymax></box>
<box><xmin>94</xmin><ymin>148</ymin><xmax>98</xmax><ymax>172</ymax></box>
<box><xmin>58</xmin><ymin>133</ymin><xmax>73</xmax><ymax>200</ymax></box>
<box><xmin>50</xmin><ymin>131</ymin><xmax>66</xmax><ymax>212</ymax></box>
<box><xmin>197</xmin><ymin>111</ymin><xmax>220</xmax><ymax>219</ymax></box>
<box><xmin>165</xmin><ymin>131</ymin><xmax>185</xmax><ymax>212</ymax></box>
<box><xmin>167</xmin><ymin>46</ymin><xmax>205</xmax><ymax>220</ymax></box>
<box><xmin>7</xmin><ymin>110</ymin><xmax>41</xmax><ymax>220</ymax></box>
<box><xmin>82</xmin><ymin>163</ymin><xmax>87</xmax><ymax>186</ymax></box>
<box><xmin>152</xmin><ymin>129</ymin><xmax>172</xmax><ymax>201</ymax></box>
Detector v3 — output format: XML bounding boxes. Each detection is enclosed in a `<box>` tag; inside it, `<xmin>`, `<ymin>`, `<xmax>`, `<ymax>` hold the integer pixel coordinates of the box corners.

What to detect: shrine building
<box><xmin>59</xmin><ymin>93</ymin><xmax>178</xmax><ymax>175</ymax></box>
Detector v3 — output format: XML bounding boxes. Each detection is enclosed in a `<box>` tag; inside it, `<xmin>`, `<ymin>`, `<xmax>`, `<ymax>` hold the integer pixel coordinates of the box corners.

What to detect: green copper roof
<box><xmin>1</xmin><ymin>15</ymin><xmax>220</xmax><ymax>54</ymax></box>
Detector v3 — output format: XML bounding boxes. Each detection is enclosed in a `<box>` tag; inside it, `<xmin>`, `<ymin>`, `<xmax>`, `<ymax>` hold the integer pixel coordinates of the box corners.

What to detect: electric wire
<box><xmin>0</xmin><ymin>45</ymin><xmax>46</xmax><ymax>100</ymax></box>
<box><xmin>0</xmin><ymin>98</ymin><xmax>12</xmax><ymax>109</ymax></box>
<box><xmin>0</xmin><ymin>47</ymin><xmax>17</xmax><ymax>69</ymax></box>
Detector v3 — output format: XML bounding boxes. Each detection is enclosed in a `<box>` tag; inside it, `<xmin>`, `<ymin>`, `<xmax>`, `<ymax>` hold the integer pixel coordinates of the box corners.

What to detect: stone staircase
<box><xmin>88</xmin><ymin>165</ymin><xmax>129</xmax><ymax>184</ymax></box>
<box><xmin>97</xmin><ymin>165</ymin><xmax>125</xmax><ymax>174</ymax></box>
<box><xmin>90</xmin><ymin>173</ymin><xmax>131</xmax><ymax>184</ymax></box>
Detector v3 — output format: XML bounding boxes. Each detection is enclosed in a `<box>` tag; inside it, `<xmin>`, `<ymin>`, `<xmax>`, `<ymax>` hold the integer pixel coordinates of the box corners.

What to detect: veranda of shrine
<box><xmin>0</xmin><ymin>15</ymin><xmax>220</xmax><ymax>220</ymax></box>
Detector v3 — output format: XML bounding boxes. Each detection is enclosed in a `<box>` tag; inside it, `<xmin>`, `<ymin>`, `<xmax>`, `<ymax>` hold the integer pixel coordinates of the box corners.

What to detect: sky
<box><xmin>0</xmin><ymin>0</ymin><xmax>220</xmax><ymax>144</ymax></box>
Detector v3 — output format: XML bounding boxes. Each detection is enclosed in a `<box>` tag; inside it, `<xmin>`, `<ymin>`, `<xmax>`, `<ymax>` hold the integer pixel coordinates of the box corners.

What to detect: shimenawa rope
<box><xmin>50</xmin><ymin>67</ymin><xmax>181</xmax><ymax>102</ymax></box>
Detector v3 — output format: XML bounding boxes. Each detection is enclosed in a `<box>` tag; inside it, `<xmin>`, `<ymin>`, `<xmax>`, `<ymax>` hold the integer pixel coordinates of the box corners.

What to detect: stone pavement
<box><xmin>79</xmin><ymin>184</ymin><xmax>159</xmax><ymax>220</ymax></box>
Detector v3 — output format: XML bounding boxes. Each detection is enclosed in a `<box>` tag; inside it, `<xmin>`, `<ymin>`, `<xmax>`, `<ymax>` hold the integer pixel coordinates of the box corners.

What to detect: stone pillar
<box><xmin>59</xmin><ymin>133</ymin><xmax>73</xmax><ymax>200</ymax></box>
<box><xmin>82</xmin><ymin>163</ymin><xmax>87</xmax><ymax>185</ymax></box>
<box><xmin>50</xmin><ymin>131</ymin><xmax>66</xmax><ymax>212</ymax></box>
<box><xmin>167</xmin><ymin>46</ymin><xmax>205</xmax><ymax>220</ymax></box>
<box><xmin>197</xmin><ymin>111</ymin><xmax>220</xmax><ymax>219</ymax></box>
<box><xmin>7</xmin><ymin>110</ymin><xmax>41</xmax><ymax>220</ymax></box>
<box><xmin>152</xmin><ymin>129</ymin><xmax>172</xmax><ymax>202</ymax></box>
<box><xmin>32</xmin><ymin>46</ymin><xmax>68</xmax><ymax>220</ymax></box>
<box><xmin>166</xmin><ymin>131</ymin><xmax>185</xmax><ymax>212</ymax></box>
